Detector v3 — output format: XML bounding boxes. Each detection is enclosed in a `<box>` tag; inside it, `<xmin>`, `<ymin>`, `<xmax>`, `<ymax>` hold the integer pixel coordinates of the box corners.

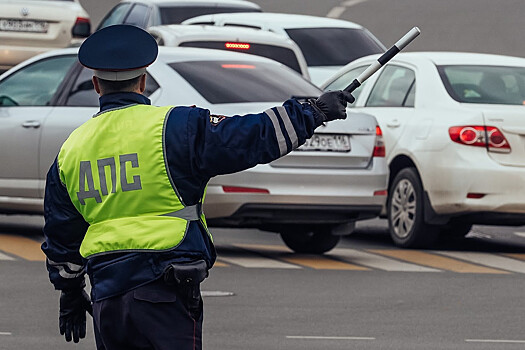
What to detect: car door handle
<box><xmin>21</xmin><ymin>121</ymin><xmax>41</xmax><ymax>128</ymax></box>
<box><xmin>386</xmin><ymin>119</ymin><xmax>401</xmax><ymax>128</ymax></box>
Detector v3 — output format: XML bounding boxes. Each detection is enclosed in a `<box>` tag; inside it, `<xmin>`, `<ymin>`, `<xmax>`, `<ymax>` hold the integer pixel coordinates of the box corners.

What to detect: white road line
<box><xmin>286</xmin><ymin>336</ymin><xmax>375</xmax><ymax>340</ymax></box>
<box><xmin>437</xmin><ymin>251</ymin><xmax>525</xmax><ymax>273</ymax></box>
<box><xmin>330</xmin><ymin>248</ymin><xmax>440</xmax><ymax>272</ymax></box>
<box><xmin>0</xmin><ymin>252</ymin><xmax>14</xmax><ymax>261</ymax></box>
<box><xmin>218</xmin><ymin>255</ymin><xmax>301</xmax><ymax>269</ymax></box>
<box><xmin>466</xmin><ymin>339</ymin><xmax>525</xmax><ymax>344</ymax></box>
<box><xmin>327</xmin><ymin>0</ymin><xmax>368</xmax><ymax>18</ymax></box>
<box><xmin>0</xmin><ymin>332</ymin><xmax>12</xmax><ymax>336</ymax></box>
<box><xmin>513</xmin><ymin>231</ymin><xmax>525</xmax><ymax>238</ymax></box>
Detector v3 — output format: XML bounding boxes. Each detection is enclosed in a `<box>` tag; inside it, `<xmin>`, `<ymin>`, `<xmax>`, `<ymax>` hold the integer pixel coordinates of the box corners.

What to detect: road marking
<box><xmin>465</xmin><ymin>339</ymin><xmax>525</xmax><ymax>344</ymax></box>
<box><xmin>0</xmin><ymin>332</ymin><xmax>12</xmax><ymax>335</ymax></box>
<box><xmin>504</xmin><ymin>253</ymin><xmax>525</xmax><ymax>261</ymax></box>
<box><xmin>0</xmin><ymin>234</ymin><xmax>45</xmax><ymax>261</ymax></box>
<box><xmin>236</xmin><ymin>244</ymin><xmax>368</xmax><ymax>270</ymax></box>
<box><xmin>326</xmin><ymin>0</ymin><xmax>368</xmax><ymax>18</ymax></box>
<box><xmin>513</xmin><ymin>231</ymin><xmax>525</xmax><ymax>238</ymax></box>
<box><xmin>286</xmin><ymin>336</ymin><xmax>375</xmax><ymax>340</ymax></box>
<box><xmin>213</xmin><ymin>260</ymin><xmax>229</xmax><ymax>267</ymax></box>
<box><xmin>331</xmin><ymin>248</ymin><xmax>439</xmax><ymax>272</ymax></box>
<box><xmin>0</xmin><ymin>251</ymin><xmax>15</xmax><ymax>261</ymax></box>
<box><xmin>369</xmin><ymin>250</ymin><xmax>508</xmax><ymax>274</ymax></box>
<box><xmin>438</xmin><ymin>251</ymin><xmax>525</xmax><ymax>274</ymax></box>
<box><xmin>219</xmin><ymin>246</ymin><xmax>300</xmax><ymax>269</ymax></box>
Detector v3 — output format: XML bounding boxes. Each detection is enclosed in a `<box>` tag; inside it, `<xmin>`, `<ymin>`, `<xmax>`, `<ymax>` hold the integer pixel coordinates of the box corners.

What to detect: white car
<box><xmin>322</xmin><ymin>51</ymin><xmax>525</xmax><ymax>248</ymax></box>
<box><xmin>182</xmin><ymin>12</ymin><xmax>386</xmax><ymax>86</ymax></box>
<box><xmin>0</xmin><ymin>46</ymin><xmax>388</xmax><ymax>254</ymax></box>
<box><xmin>97</xmin><ymin>0</ymin><xmax>261</xmax><ymax>30</ymax></box>
<box><xmin>148</xmin><ymin>24</ymin><xmax>310</xmax><ymax>79</ymax></box>
<box><xmin>0</xmin><ymin>0</ymin><xmax>91</xmax><ymax>72</ymax></box>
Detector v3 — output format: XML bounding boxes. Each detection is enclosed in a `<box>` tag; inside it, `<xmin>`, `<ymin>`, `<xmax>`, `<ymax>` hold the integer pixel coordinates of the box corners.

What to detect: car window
<box><xmin>438</xmin><ymin>65</ymin><xmax>525</xmax><ymax>105</ymax></box>
<box><xmin>124</xmin><ymin>3</ymin><xmax>150</xmax><ymax>28</ymax></box>
<box><xmin>0</xmin><ymin>55</ymin><xmax>77</xmax><ymax>107</ymax></box>
<box><xmin>285</xmin><ymin>28</ymin><xmax>384</xmax><ymax>67</ymax></box>
<box><xmin>366</xmin><ymin>65</ymin><xmax>415</xmax><ymax>107</ymax></box>
<box><xmin>169</xmin><ymin>60</ymin><xmax>321</xmax><ymax>103</ymax></box>
<box><xmin>66</xmin><ymin>67</ymin><xmax>160</xmax><ymax>107</ymax></box>
<box><xmin>159</xmin><ymin>6</ymin><xmax>261</xmax><ymax>25</ymax></box>
<box><xmin>97</xmin><ymin>3</ymin><xmax>132</xmax><ymax>30</ymax></box>
<box><xmin>179</xmin><ymin>41</ymin><xmax>302</xmax><ymax>74</ymax></box>
<box><xmin>324</xmin><ymin>65</ymin><xmax>368</xmax><ymax>106</ymax></box>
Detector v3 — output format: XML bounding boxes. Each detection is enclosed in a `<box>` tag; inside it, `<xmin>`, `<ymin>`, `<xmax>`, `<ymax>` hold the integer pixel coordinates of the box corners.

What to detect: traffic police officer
<box><xmin>41</xmin><ymin>24</ymin><xmax>355</xmax><ymax>350</ymax></box>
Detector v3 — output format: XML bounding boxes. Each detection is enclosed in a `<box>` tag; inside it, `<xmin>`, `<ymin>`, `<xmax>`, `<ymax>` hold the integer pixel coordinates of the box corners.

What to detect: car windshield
<box><xmin>438</xmin><ymin>65</ymin><xmax>525</xmax><ymax>105</ymax></box>
<box><xmin>285</xmin><ymin>27</ymin><xmax>384</xmax><ymax>67</ymax></box>
<box><xmin>160</xmin><ymin>6</ymin><xmax>261</xmax><ymax>24</ymax></box>
<box><xmin>179</xmin><ymin>41</ymin><xmax>302</xmax><ymax>73</ymax></box>
<box><xmin>169</xmin><ymin>60</ymin><xmax>320</xmax><ymax>103</ymax></box>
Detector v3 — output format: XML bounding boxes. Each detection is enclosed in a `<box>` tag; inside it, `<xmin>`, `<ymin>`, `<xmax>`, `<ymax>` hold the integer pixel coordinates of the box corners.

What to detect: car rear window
<box><xmin>179</xmin><ymin>41</ymin><xmax>302</xmax><ymax>74</ymax></box>
<box><xmin>159</xmin><ymin>6</ymin><xmax>261</xmax><ymax>24</ymax></box>
<box><xmin>438</xmin><ymin>65</ymin><xmax>525</xmax><ymax>105</ymax></box>
<box><xmin>168</xmin><ymin>60</ymin><xmax>320</xmax><ymax>103</ymax></box>
<box><xmin>285</xmin><ymin>27</ymin><xmax>384</xmax><ymax>67</ymax></box>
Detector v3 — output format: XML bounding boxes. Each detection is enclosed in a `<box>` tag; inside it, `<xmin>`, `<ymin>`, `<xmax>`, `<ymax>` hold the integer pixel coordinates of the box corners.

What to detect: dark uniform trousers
<box><xmin>93</xmin><ymin>277</ymin><xmax>203</xmax><ymax>350</ymax></box>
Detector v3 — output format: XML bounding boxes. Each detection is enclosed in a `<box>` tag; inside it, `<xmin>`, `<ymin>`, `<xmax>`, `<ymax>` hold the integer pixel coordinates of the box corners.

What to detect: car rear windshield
<box><xmin>438</xmin><ymin>65</ymin><xmax>525</xmax><ymax>105</ymax></box>
<box><xmin>285</xmin><ymin>27</ymin><xmax>384</xmax><ymax>67</ymax></box>
<box><xmin>168</xmin><ymin>60</ymin><xmax>320</xmax><ymax>104</ymax></box>
<box><xmin>179</xmin><ymin>41</ymin><xmax>302</xmax><ymax>73</ymax></box>
<box><xmin>159</xmin><ymin>6</ymin><xmax>261</xmax><ymax>24</ymax></box>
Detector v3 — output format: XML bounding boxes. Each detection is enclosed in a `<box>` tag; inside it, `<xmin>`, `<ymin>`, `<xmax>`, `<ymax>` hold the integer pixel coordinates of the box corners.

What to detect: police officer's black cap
<box><xmin>78</xmin><ymin>24</ymin><xmax>158</xmax><ymax>81</ymax></box>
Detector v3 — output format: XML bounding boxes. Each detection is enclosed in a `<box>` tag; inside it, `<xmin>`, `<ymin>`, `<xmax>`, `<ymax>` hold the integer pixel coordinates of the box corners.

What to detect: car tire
<box><xmin>280</xmin><ymin>227</ymin><xmax>340</xmax><ymax>254</ymax></box>
<box><xmin>387</xmin><ymin>167</ymin><xmax>438</xmax><ymax>248</ymax></box>
<box><xmin>439</xmin><ymin>219</ymin><xmax>473</xmax><ymax>238</ymax></box>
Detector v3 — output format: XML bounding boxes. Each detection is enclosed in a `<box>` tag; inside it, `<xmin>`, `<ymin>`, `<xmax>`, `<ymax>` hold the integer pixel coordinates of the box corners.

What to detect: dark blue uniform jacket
<box><xmin>42</xmin><ymin>92</ymin><xmax>324</xmax><ymax>301</ymax></box>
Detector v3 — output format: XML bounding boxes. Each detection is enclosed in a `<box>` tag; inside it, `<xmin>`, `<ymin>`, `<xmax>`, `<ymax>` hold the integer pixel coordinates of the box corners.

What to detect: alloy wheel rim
<box><xmin>390</xmin><ymin>179</ymin><xmax>416</xmax><ymax>239</ymax></box>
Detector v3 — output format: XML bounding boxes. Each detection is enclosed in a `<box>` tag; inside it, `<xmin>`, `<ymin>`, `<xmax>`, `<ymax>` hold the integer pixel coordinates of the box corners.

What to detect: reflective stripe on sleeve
<box><xmin>162</xmin><ymin>204</ymin><xmax>200</xmax><ymax>221</ymax></box>
<box><xmin>47</xmin><ymin>259</ymin><xmax>85</xmax><ymax>279</ymax></box>
<box><xmin>264</xmin><ymin>108</ymin><xmax>288</xmax><ymax>156</ymax></box>
<box><xmin>276</xmin><ymin>106</ymin><xmax>298</xmax><ymax>149</ymax></box>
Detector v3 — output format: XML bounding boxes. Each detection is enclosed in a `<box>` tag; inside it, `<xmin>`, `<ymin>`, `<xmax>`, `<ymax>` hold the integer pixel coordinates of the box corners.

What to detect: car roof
<box><xmin>355</xmin><ymin>51</ymin><xmax>525</xmax><ymax>67</ymax></box>
<box><xmin>149</xmin><ymin>24</ymin><xmax>296</xmax><ymax>45</ymax></box>
<box><xmin>120</xmin><ymin>0</ymin><xmax>261</xmax><ymax>9</ymax></box>
<box><xmin>183</xmin><ymin>12</ymin><xmax>364</xmax><ymax>29</ymax></box>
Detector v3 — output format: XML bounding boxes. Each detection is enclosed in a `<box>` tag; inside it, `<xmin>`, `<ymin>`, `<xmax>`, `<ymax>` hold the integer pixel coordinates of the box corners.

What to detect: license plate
<box><xmin>0</xmin><ymin>19</ymin><xmax>49</xmax><ymax>33</ymax></box>
<box><xmin>297</xmin><ymin>134</ymin><xmax>351</xmax><ymax>152</ymax></box>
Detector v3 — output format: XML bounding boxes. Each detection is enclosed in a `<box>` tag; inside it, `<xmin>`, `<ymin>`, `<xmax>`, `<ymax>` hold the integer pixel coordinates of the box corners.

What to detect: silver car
<box><xmin>0</xmin><ymin>46</ymin><xmax>387</xmax><ymax>253</ymax></box>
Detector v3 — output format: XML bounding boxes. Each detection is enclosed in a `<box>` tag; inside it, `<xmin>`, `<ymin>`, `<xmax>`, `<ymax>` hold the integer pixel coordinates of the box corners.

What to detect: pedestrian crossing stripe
<box><xmin>0</xmin><ymin>233</ymin><xmax>524</xmax><ymax>274</ymax></box>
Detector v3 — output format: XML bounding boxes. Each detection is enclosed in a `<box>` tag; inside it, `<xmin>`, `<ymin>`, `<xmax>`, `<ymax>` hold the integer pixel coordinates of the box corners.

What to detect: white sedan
<box><xmin>0</xmin><ymin>46</ymin><xmax>387</xmax><ymax>254</ymax></box>
<box><xmin>322</xmin><ymin>51</ymin><xmax>525</xmax><ymax>248</ymax></box>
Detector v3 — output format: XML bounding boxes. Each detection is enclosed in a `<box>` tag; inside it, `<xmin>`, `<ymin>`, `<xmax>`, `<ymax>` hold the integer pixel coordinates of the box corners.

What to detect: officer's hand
<box><xmin>59</xmin><ymin>288</ymin><xmax>92</xmax><ymax>343</ymax></box>
<box><xmin>314</xmin><ymin>90</ymin><xmax>355</xmax><ymax>122</ymax></box>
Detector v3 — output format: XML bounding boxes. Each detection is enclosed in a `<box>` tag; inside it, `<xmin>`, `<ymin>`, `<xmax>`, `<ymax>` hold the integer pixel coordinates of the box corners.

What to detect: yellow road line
<box><xmin>504</xmin><ymin>253</ymin><xmax>525</xmax><ymax>261</ymax></box>
<box><xmin>213</xmin><ymin>260</ymin><xmax>229</xmax><ymax>267</ymax></box>
<box><xmin>0</xmin><ymin>234</ymin><xmax>45</xmax><ymax>261</ymax></box>
<box><xmin>235</xmin><ymin>243</ymin><xmax>368</xmax><ymax>270</ymax></box>
<box><xmin>369</xmin><ymin>249</ymin><xmax>509</xmax><ymax>274</ymax></box>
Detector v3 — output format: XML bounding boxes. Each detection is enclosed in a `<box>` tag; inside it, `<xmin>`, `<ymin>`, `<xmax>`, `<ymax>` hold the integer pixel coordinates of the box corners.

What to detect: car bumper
<box><xmin>203</xmin><ymin>158</ymin><xmax>388</xmax><ymax>226</ymax></box>
<box><xmin>419</xmin><ymin>149</ymin><xmax>525</xmax><ymax>219</ymax></box>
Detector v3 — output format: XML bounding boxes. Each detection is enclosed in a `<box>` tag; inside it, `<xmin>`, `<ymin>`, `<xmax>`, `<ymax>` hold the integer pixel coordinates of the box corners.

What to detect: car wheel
<box><xmin>388</xmin><ymin>167</ymin><xmax>438</xmax><ymax>248</ymax></box>
<box><xmin>280</xmin><ymin>227</ymin><xmax>340</xmax><ymax>254</ymax></box>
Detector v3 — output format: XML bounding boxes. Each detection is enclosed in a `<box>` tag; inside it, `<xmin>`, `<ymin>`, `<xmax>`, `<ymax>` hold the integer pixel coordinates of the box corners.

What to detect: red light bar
<box><xmin>225</xmin><ymin>42</ymin><xmax>250</xmax><ymax>50</ymax></box>
<box><xmin>221</xmin><ymin>64</ymin><xmax>255</xmax><ymax>69</ymax></box>
<box><xmin>222</xmin><ymin>186</ymin><xmax>269</xmax><ymax>193</ymax></box>
<box><xmin>373</xmin><ymin>190</ymin><xmax>388</xmax><ymax>196</ymax></box>
<box><xmin>467</xmin><ymin>193</ymin><xmax>485</xmax><ymax>199</ymax></box>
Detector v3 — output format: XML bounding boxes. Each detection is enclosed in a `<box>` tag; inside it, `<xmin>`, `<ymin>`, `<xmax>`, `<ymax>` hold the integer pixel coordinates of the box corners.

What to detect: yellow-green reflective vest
<box><xmin>57</xmin><ymin>104</ymin><xmax>208</xmax><ymax>258</ymax></box>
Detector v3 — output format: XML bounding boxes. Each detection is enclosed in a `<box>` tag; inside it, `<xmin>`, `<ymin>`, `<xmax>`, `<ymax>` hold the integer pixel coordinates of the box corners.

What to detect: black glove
<box><xmin>313</xmin><ymin>90</ymin><xmax>355</xmax><ymax>122</ymax></box>
<box><xmin>59</xmin><ymin>288</ymin><xmax>92</xmax><ymax>343</ymax></box>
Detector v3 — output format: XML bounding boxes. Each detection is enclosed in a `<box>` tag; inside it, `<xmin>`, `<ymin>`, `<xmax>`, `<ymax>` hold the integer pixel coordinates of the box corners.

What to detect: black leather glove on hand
<box><xmin>313</xmin><ymin>90</ymin><xmax>355</xmax><ymax>122</ymax></box>
<box><xmin>59</xmin><ymin>288</ymin><xmax>92</xmax><ymax>343</ymax></box>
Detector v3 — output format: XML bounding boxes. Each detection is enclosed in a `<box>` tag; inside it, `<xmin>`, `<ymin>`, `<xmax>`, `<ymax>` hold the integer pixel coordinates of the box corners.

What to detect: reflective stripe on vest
<box><xmin>57</xmin><ymin>104</ymin><xmax>208</xmax><ymax>258</ymax></box>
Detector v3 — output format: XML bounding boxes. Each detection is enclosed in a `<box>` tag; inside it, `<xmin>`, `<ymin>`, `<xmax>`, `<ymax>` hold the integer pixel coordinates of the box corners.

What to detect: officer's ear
<box><xmin>139</xmin><ymin>74</ymin><xmax>146</xmax><ymax>93</ymax></box>
<box><xmin>92</xmin><ymin>76</ymin><xmax>102</xmax><ymax>96</ymax></box>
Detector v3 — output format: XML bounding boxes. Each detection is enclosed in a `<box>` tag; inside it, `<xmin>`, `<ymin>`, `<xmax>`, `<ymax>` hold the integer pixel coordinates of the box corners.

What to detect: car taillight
<box><xmin>222</xmin><ymin>186</ymin><xmax>269</xmax><ymax>193</ymax></box>
<box><xmin>72</xmin><ymin>17</ymin><xmax>91</xmax><ymax>38</ymax></box>
<box><xmin>373</xmin><ymin>125</ymin><xmax>386</xmax><ymax>157</ymax></box>
<box><xmin>225</xmin><ymin>42</ymin><xmax>250</xmax><ymax>50</ymax></box>
<box><xmin>448</xmin><ymin>125</ymin><xmax>511</xmax><ymax>153</ymax></box>
<box><xmin>221</xmin><ymin>64</ymin><xmax>255</xmax><ymax>69</ymax></box>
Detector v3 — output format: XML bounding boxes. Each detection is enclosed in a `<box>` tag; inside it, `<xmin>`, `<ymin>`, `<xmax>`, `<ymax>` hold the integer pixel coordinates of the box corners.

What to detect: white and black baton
<box><xmin>344</xmin><ymin>27</ymin><xmax>421</xmax><ymax>93</ymax></box>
